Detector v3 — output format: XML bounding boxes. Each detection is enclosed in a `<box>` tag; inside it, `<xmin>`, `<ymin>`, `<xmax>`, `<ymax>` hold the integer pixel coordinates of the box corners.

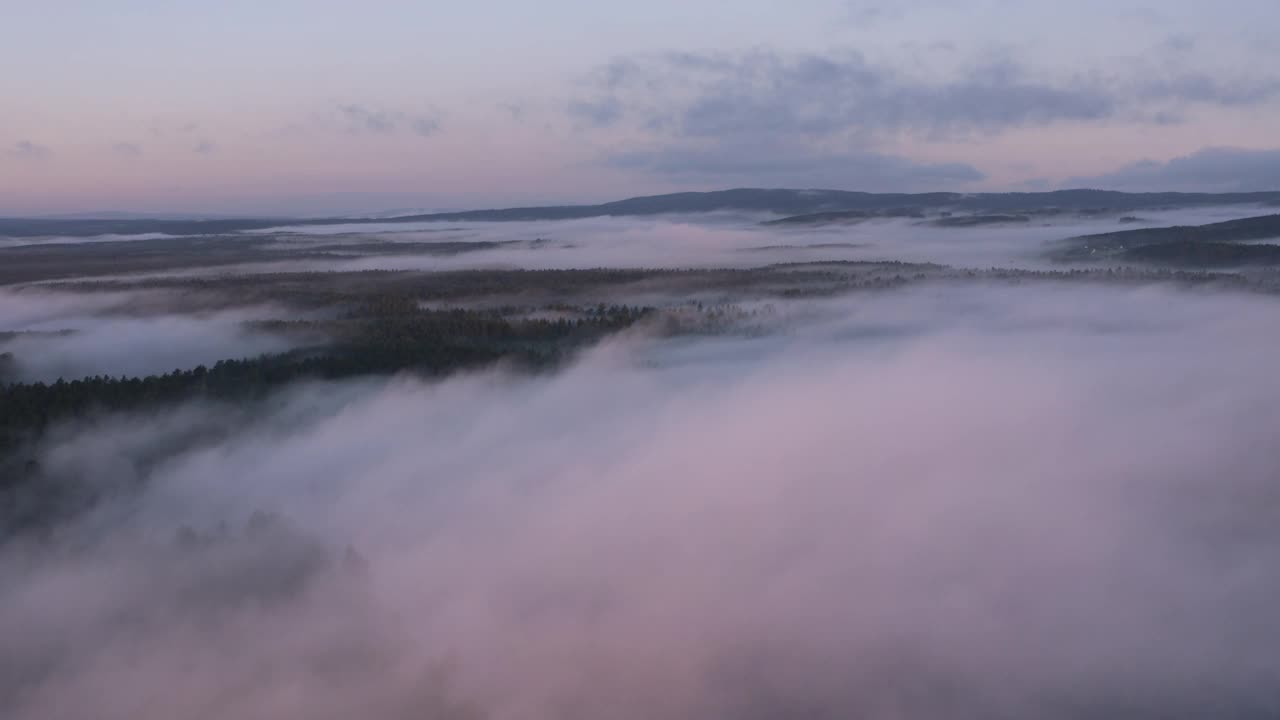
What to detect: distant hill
<box><xmin>34</xmin><ymin>211</ymin><xmax>283</xmax><ymax>221</ymax></box>
<box><xmin>1053</xmin><ymin>214</ymin><xmax>1280</xmax><ymax>266</ymax></box>
<box><xmin>1059</xmin><ymin>214</ymin><xmax>1280</xmax><ymax>253</ymax></box>
<box><xmin>0</xmin><ymin>217</ymin><xmax>288</xmax><ymax>239</ymax></box>
<box><xmin>1117</xmin><ymin>241</ymin><xmax>1280</xmax><ymax>267</ymax></box>
<box><xmin>761</xmin><ymin>208</ymin><xmax>923</xmax><ymax>226</ymax></box>
<box><xmin>4</xmin><ymin>188</ymin><xmax>1280</xmax><ymax>238</ymax></box>
<box><xmin>930</xmin><ymin>214</ymin><xmax>1032</xmax><ymax>227</ymax></box>
<box><xmin>387</xmin><ymin>189</ymin><xmax>1280</xmax><ymax>223</ymax></box>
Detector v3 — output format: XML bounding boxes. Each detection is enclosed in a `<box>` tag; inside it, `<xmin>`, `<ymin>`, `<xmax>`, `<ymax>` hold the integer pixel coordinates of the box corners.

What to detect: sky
<box><xmin>3</xmin><ymin>0</ymin><xmax>1280</xmax><ymax>215</ymax></box>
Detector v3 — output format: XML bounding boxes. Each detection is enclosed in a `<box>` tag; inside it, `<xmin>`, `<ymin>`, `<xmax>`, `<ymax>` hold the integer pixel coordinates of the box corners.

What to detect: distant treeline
<box><xmin>1</xmin><ymin>303</ymin><xmax>650</xmax><ymax>453</ymax></box>
<box><xmin>1056</xmin><ymin>214</ymin><xmax>1280</xmax><ymax>264</ymax></box>
<box><xmin>0</xmin><ymin>303</ymin><xmax>653</xmax><ymax>533</ymax></box>
<box><xmin>7</xmin><ymin>189</ymin><xmax>1280</xmax><ymax>238</ymax></box>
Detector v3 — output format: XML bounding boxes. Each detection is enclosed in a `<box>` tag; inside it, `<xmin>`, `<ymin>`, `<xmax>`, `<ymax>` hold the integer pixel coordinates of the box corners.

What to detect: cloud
<box><xmin>568</xmin><ymin>48</ymin><xmax>1280</xmax><ymax>186</ymax></box>
<box><xmin>409</xmin><ymin>116</ymin><xmax>440</xmax><ymax>137</ymax></box>
<box><xmin>1160</xmin><ymin>33</ymin><xmax>1197</xmax><ymax>54</ymax></box>
<box><xmin>499</xmin><ymin>102</ymin><xmax>527</xmax><ymax>122</ymax></box>
<box><xmin>112</xmin><ymin>142</ymin><xmax>143</xmax><ymax>158</ymax></box>
<box><xmin>149</xmin><ymin>122</ymin><xmax>201</xmax><ymax>139</ymax></box>
<box><xmin>571</xmin><ymin>50</ymin><xmax>1113</xmax><ymax>187</ymax></box>
<box><xmin>570</xmin><ymin>49</ymin><xmax>1274</xmax><ymax>139</ymax></box>
<box><xmin>1134</xmin><ymin>73</ymin><xmax>1280</xmax><ymax>108</ymax></box>
<box><xmin>0</xmin><ymin>288</ymin><xmax>309</xmax><ymax>382</ymax></box>
<box><xmin>148</xmin><ymin>205</ymin><xmax>1264</xmax><ymax>278</ymax></box>
<box><xmin>338</xmin><ymin>104</ymin><xmax>397</xmax><ymax>133</ymax></box>
<box><xmin>568</xmin><ymin>97</ymin><xmax>624</xmax><ymax>127</ymax></box>
<box><xmin>608</xmin><ymin>142</ymin><xmax>984</xmax><ymax>191</ymax></box>
<box><xmin>7</xmin><ymin>140</ymin><xmax>52</xmax><ymax>160</ymax></box>
<box><xmin>842</xmin><ymin>3</ymin><xmax>899</xmax><ymax>27</ymax></box>
<box><xmin>838</xmin><ymin>0</ymin><xmax>955</xmax><ymax>28</ymax></box>
<box><xmin>10</xmin><ymin>281</ymin><xmax>1280</xmax><ymax>717</ymax></box>
<box><xmin>1070</xmin><ymin>147</ymin><xmax>1280</xmax><ymax>192</ymax></box>
<box><xmin>335</xmin><ymin>104</ymin><xmax>441</xmax><ymax>138</ymax></box>
<box><xmin>193</xmin><ymin>140</ymin><xmax>217</xmax><ymax>155</ymax></box>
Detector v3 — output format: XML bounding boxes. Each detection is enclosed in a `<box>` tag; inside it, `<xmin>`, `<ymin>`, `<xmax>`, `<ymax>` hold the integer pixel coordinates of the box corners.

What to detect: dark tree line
<box><xmin>0</xmin><ymin>304</ymin><xmax>653</xmax><ymax>534</ymax></box>
<box><xmin>1</xmin><ymin>304</ymin><xmax>651</xmax><ymax>454</ymax></box>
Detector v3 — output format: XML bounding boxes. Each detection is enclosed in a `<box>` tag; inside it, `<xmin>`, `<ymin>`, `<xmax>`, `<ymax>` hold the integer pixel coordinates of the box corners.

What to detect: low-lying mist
<box><xmin>0</xmin><ymin>288</ymin><xmax>311</xmax><ymax>382</ymax></box>
<box><xmin>6</xmin><ymin>281</ymin><xmax>1280</xmax><ymax>718</ymax></box>
<box><xmin>14</xmin><ymin>205</ymin><xmax>1271</xmax><ymax>286</ymax></box>
<box><xmin>244</xmin><ymin>206</ymin><xmax>1274</xmax><ymax>274</ymax></box>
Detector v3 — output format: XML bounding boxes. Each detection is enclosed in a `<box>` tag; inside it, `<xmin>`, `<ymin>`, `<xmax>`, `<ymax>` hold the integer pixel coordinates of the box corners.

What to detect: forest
<box><xmin>2</xmin><ymin>257</ymin><xmax>1272</xmax><ymax>538</ymax></box>
<box><xmin>8</xmin><ymin>201</ymin><xmax>1280</xmax><ymax>719</ymax></box>
<box><xmin>0</xmin><ymin>300</ymin><xmax>660</xmax><ymax>534</ymax></box>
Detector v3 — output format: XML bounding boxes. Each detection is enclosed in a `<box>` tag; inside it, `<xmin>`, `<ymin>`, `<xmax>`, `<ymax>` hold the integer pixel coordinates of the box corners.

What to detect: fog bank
<box><xmin>6</xmin><ymin>282</ymin><xmax>1280</xmax><ymax>718</ymax></box>
<box><xmin>0</xmin><ymin>289</ymin><xmax>309</xmax><ymax>382</ymax></box>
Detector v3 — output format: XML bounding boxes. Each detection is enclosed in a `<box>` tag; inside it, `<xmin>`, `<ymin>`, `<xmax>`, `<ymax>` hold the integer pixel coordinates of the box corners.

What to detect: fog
<box><xmin>0</xmin><ymin>288</ymin><xmax>310</xmax><ymax>382</ymax></box>
<box><xmin>6</xmin><ymin>282</ymin><xmax>1280</xmax><ymax>718</ymax></box>
<box><xmin>13</xmin><ymin>205</ymin><xmax>1272</xmax><ymax>287</ymax></box>
<box><xmin>231</xmin><ymin>205</ymin><xmax>1277</xmax><ymax>275</ymax></box>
